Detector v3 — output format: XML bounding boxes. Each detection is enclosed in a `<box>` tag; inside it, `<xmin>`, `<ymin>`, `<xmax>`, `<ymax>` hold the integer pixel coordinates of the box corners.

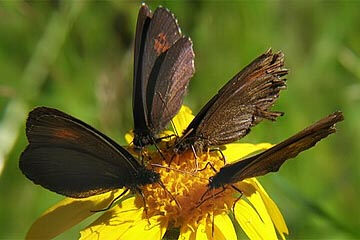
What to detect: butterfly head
<box><xmin>207</xmin><ymin>170</ymin><xmax>229</xmax><ymax>190</ymax></box>
<box><xmin>133</xmin><ymin>130</ymin><xmax>155</xmax><ymax>148</ymax></box>
<box><xmin>137</xmin><ymin>167</ymin><xmax>161</xmax><ymax>186</ymax></box>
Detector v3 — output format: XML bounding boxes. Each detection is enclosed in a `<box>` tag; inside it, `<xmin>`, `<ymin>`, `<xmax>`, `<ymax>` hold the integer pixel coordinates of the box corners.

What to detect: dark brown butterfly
<box><xmin>174</xmin><ymin>49</ymin><xmax>287</xmax><ymax>155</ymax></box>
<box><xmin>19</xmin><ymin>107</ymin><xmax>160</xmax><ymax>198</ymax></box>
<box><xmin>208</xmin><ymin>111</ymin><xmax>344</xmax><ymax>189</ymax></box>
<box><xmin>132</xmin><ymin>4</ymin><xmax>195</xmax><ymax>148</ymax></box>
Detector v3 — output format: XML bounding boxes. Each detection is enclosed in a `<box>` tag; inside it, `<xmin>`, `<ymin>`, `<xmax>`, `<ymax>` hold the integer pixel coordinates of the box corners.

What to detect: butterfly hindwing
<box><xmin>20</xmin><ymin>107</ymin><xmax>149</xmax><ymax>198</ymax></box>
<box><xmin>150</xmin><ymin>37</ymin><xmax>194</xmax><ymax>131</ymax></box>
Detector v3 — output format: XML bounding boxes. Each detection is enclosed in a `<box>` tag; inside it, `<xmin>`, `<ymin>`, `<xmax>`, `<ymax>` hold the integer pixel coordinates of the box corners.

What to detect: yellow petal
<box><xmin>234</xmin><ymin>199</ymin><xmax>270</xmax><ymax>240</ymax></box>
<box><xmin>222</xmin><ymin>143</ymin><xmax>273</xmax><ymax>163</ymax></box>
<box><xmin>213</xmin><ymin>213</ymin><xmax>237</xmax><ymax>240</ymax></box>
<box><xmin>125</xmin><ymin>131</ymin><xmax>134</xmax><ymax>145</ymax></box>
<box><xmin>243</xmin><ymin>182</ymin><xmax>278</xmax><ymax>240</ymax></box>
<box><xmin>179</xmin><ymin>225</ymin><xmax>196</xmax><ymax>240</ymax></box>
<box><xmin>120</xmin><ymin>215</ymin><xmax>168</xmax><ymax>240</ymax></box>
<box><xmin>26</xmin><ymin>190</ymin><xmax>121</xmax><ymax>240</ymax></box>
<box><xmin>192</xmin><ymin>214</ymin><xmax>236</xmax><ymax>240</ymax></box>
<box><xmin>195</xmin><ymin>218</ymin><xmax>209</xmax><ymax>240</ymax></box>
<box><xmin>80</xmin><ymin>197</ymin><xmax>142</xmax><ymax>240</ymax></box>
<box><xmin>249</xmin><ymin>179</ymin><xmax>289</xmax><ymax>239</ymax></box>
<box><xmin>172</xmin><ymin>105</ymin><xmax>194</xmax><ymax>136</ymax></box>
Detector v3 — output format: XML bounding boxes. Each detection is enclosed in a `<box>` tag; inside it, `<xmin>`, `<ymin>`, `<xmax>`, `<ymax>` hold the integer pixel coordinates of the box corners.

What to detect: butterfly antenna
<box><xmin>158</xmin><ymin>180</ymin><xmax>182</xmax><ymax>209</ymax></box>
<box><xmin>175</xmin><ymin>127</ymin><xmax>193</xmax><ymax>147</ymax></box>
<box><xmin>91</xmin><ymin>188</ymin><xmax>130</xmax><ymax>212</ymax></box>
<box><xmin>156</xmin><ymin>91</ymin><xmax>179</xmax><ymax>137</ymax></box>
<box><xmin>209</xmin><ymin>148</ymin><xmax>226</xmax><ymax>164</ymax></box>
<box><xmin>170</xmin><ymin>118</ymin><xmax>179</xmax><ymax>137</ymax></box>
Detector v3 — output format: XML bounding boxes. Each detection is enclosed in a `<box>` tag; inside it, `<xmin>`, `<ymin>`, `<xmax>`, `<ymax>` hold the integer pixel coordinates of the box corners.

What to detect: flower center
<box><xmin>138</xmin><ymin>149</ymin><xmax>238</xmax><ymax>228</ymax></box>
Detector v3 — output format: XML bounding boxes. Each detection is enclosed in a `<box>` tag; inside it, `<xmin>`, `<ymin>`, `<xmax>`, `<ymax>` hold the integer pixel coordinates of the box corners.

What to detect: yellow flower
<box><xmin>26</xmin><ymin>106</ymin><xmax>288</xmax><ymax>240</ymax></box>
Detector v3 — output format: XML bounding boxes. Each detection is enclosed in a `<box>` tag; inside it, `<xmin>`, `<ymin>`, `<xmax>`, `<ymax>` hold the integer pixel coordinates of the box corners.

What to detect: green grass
<box><xmin>0</xmin><ymin>1</ymin><xmax>359</xmax><ymax>239</ymax></box>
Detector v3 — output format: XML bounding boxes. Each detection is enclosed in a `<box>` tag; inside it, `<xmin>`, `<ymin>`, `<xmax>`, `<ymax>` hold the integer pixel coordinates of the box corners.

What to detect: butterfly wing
<box><xmin>133</xmin><ymin>4</ymin><xmax>152</xmax><ymax>133</ymax></box>
<box><xmin>143</xmin><ymin>7</ymin><xmax>188</xmax><ymax>131</ymax></box>
<box><xmin>20</xmin><ymin>107</ymin><xmax>145</xmax><ymax>198</ymax></box>
<box><xmin>210</xmin><ymin>112</ymin><xmax>344</xmax><ymax>187</ymax></box>
<box><xmin>182</xmin><ymin>50</ymin><xmax>287</xmax><ymax>147</ymax></box>
<box><xmin>133</xmin><ymin>5</ymin><xmax>189</xmax><ymax>143</ymax></box>
<box><xmin>149</xmin><ymin>37</ymin><xmax>194</xmax><ymax>131</ymax></box>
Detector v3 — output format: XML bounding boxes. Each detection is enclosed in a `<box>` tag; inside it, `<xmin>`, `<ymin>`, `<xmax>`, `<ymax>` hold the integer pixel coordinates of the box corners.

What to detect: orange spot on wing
<box><xmin>53</xmin><ymin>128</ymin><xmax>79</xmax><ymax>140</ymax></box>
<box><xmin>154</xmin><ymin>32</ymin><xmax>170</xmax><ymax>55</ymax></box>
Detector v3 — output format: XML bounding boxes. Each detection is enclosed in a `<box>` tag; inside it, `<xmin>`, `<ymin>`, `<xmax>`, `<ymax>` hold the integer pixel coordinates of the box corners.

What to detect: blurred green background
<box><xmin>0</xmin><ymin>1</ymin><xmax>359</xmax><ymax>239</ymax></box>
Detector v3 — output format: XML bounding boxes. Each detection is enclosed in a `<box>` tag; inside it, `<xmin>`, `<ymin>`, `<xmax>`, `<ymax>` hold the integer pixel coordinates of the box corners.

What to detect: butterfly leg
<box><xmin>137</xmin><ymin>188</ymin><xmax>151</xmax><ymax>225</ymax></box>
<box><xmin>168</xmin><ymin>153</ymin><xmax>178</xmax><ymax>167</ymax></box>
<box><xmin>209</xmin><ymin>148</ymin><xmax>226</xmax><ymax>164</ymax></box>
<box><xmin>136</xmin><ymin>143</ymin><xmax>145</xmax><ymax>165</ymax></box>
<box><xmin>91</xmin><ymin>188</ymin><xmax>130</xmax><ymax>212</ymax></box>
<box><xmin>153</xmin><ymin>140</ymin><xmax>166</xmax><ymax>160</ymax></box>
<box><xmin>211</xmin><ymin>208</ymin><xmax>215</xmax><ymax>239</ymax></box>
<box><xmin>209</xmin><ymin>192</ymin><xmax>216</xmax><ymax>239</ymax></box>
<box><xmin>230</xmin><ymin>184</ymin><xmax>243</xmax><ymax>218</ymax></box>
<box><xmin>196</xmin><ymin>186</ymin><xmax>227</xmax><ymax>208</ymax></box>
<box><xmin>157</xmin><ymin>180</ymin><xmax>182</xmax><ymax>210</ymax></box>
<box><xmin>191</xmin><ymin>144</ymin><xmax>199</xmax><ymax>172</ymax></box>
<box><xmin>198</xmin><ymin>161</ymin><xmax>218</xmax><ymax>173</ymax></box>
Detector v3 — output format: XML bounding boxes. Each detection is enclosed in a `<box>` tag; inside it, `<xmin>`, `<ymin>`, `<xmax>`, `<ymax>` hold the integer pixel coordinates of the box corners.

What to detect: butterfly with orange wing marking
<box><xmin>19</xmin><ymin>107</ymin><xmax>160</xmax><ymax>199</ymax></box>
<box><xmin>132</xmin><ymin>4</ymin><xmax>194</xmax><ymax>149</ymax></box>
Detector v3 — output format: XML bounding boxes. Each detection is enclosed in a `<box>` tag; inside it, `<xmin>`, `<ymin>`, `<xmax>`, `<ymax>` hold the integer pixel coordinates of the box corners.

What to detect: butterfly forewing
<box><xmin>20</xmin><ymin>107</ymin><xmax>156</xmax><ymax>198</ymax></box>
<box><xmin>210</xmin><ymin>111</ymin><xmax>344</xmax><ymax>188</ymax></box>
<box><xmin>142</xmin><ymin>7</ymin><xmax>182</xmax><ymax>115</ymax></box>
<box><xmin>133</xmin><ymin>4</ymin><xmax>152</xmax><ymax>132</ymax></box>
<box><xmin>179</xmin><ymin>50</ymin><xmax>287</xmax><ymax>150</ymax></box>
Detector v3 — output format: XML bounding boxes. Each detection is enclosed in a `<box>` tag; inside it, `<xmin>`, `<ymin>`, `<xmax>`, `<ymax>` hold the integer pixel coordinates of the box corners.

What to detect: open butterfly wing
<box><xmin>211</xmin><ymin>112</ymin><xmax>344</xmax><ymax>187</ymax></box>
<box><xmin>183</xmin><ymin>50</ymin><xmax>287</xmax><ymax>147</ymax></box>
<box><xmin>20</xmin><ymin>107</ymin><xmax>143</xmax><ymax>198</ymax></box>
